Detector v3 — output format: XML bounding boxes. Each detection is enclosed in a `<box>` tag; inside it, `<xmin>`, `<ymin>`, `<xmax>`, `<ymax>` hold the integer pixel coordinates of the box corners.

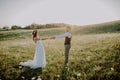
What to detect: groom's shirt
<box><xmin>55</xmin><ymin>32</ymin><xmax>72</xmax><ymax>45</ymax></box>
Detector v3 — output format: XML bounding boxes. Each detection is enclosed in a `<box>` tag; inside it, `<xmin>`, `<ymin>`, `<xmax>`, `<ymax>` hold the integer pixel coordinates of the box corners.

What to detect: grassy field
<box><xmin>0</xmin><ymin>21</ymin><xmax>120</xmax><ymax>80</ymax></box>
<box><xmin>74</xmin><ymin>20</ymin><xmax>120</xmax><ymax>34</ymax></box>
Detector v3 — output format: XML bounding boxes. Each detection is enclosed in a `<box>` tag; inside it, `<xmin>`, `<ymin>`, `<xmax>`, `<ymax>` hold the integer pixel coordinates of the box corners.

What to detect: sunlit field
<box><xmin>0</xmin><ymin>26</ymin><xmax>120</xmax><ymax>80</ymax></box>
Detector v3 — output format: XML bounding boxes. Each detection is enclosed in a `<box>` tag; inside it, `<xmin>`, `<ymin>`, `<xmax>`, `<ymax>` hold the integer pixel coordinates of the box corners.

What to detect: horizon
<box><xmin>1</xmin><ymin>20</ymin><xmax>120</xmax><ymax>28</ymax></box>
<box><xmin>0</xmin><ymin>0</ymin><xmax>120</xmax><ymax>27</ymax></box>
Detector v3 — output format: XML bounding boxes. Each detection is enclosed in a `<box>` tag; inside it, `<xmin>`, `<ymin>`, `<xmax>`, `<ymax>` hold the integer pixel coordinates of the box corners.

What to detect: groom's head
<box><xmin>66</xmin><ymin>26</ymin><xmax>71</xmax><ymax>32</ymax></box>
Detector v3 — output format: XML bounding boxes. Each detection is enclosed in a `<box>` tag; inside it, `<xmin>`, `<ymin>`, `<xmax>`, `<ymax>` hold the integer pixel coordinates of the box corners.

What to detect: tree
<box><xmin>30</xmin><ymin>23</ymin><xmax>40</xmax><ymax>29</ymax></box>
<box><xmin>11</xmin><ymin>25</ymin><xmax>21</xmax><ymax>30</ymax></box>
<box><xmin>24</xmin><ymin>23</ymin><xmax>40</xmax><ymax>29</ymax></box>
<box><xmin>2</xmin><ymin>26</ymin><xmax>9</xmax><ymax>30</ymax></box>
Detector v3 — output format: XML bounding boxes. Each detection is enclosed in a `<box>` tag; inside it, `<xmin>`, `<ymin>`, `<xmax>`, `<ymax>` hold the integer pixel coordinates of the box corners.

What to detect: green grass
<box><xmin>75</xmin><ymin>20</ymin><xmax>120</xmax><ymax>34</ymax></box>
<box><xmin>0</xmin><ymin>22</ymin><xmax>120</xmax><ymax>80</ymax></box>
<box><xmin>0</xmin><ymin>28</ymin><xmax>64</xmax><ymax>41</ymax></box>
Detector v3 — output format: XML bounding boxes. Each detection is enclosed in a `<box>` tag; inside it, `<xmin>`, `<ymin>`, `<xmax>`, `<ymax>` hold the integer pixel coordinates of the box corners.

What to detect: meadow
<box><xmin>0</xmin><ymin>21</ymin><xmax>120</xmax><ymax>80</ymax></box>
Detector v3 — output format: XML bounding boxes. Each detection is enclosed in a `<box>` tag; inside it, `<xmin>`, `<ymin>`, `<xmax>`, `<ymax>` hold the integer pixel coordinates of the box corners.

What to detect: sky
<box><xmin>0</xmin><ymin>0</ymin><xmax>120</xmax><ymax>27</ymax></box>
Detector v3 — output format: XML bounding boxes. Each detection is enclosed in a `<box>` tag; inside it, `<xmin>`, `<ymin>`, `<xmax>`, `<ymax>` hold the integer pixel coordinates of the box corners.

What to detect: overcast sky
<box><xmin>0</xmin><ymin>0</ymin><xmax>120</xmax><ymax>27</ymax></box>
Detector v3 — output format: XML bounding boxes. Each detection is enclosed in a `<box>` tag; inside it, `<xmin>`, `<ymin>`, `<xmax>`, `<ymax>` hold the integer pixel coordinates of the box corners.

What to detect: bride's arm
<box><xmin>41</xmin><ymin>37</ymin><xmax>49</xmax><ymax>40</ymax></box>
<box><xmin>41</xmin><ymin>38</ymin><xmax>46</xmax><ymax>40</ymax></box>
<box><xmin>41</xmin><ymin>37</ymin><xmax>56</xmax><ymax>40</ymax></box>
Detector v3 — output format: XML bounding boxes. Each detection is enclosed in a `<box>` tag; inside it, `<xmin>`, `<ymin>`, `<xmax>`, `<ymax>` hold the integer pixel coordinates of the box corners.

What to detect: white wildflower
<box><xmin>31</xmin><ymin>77</ymin><xmax>36</xmax><ymax>80</ymax></box>
<box><xmin>111</xmin><ymin>67</ymin><xmax>114</xmax><ymax>71</ymax></box>
<box><xmin>56</xmin><ymin>75</ymin><xmax>60</xmax><ymax>78</ymax></box>
<box><xmin>77</xmin><ymin>73</ymin><xmax>82</xmax><ymax>77</ymax></box>
<box><xmin>19</xmin><ymin>66</ymin><xmax>22</xmax><ymax>69</ymax></box>
<box><xmin>65</xmin><ymin>66</ymin><xmax>68</xmax><ymax>69</ymax></box>
<box><xmin>66</xmin><ymin>63</ymin><xmax>69</xmax><ymax>66</ymax></box>
<box><xmin>67</xmin><ymin>67</ymin><xmax>70</xmax><ymax>71</ymax></box>
<box><xmin>21</xmin><ymin>76</ymin><xmax>25</xmax><ymax>79</ymax></box>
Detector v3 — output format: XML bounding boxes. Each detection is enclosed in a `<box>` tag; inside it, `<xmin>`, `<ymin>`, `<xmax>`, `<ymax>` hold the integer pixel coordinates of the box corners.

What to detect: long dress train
<box><xmin>20</xmin><ymin>40</ymin><xmax>46</xmax><ymax>68</ymax></box>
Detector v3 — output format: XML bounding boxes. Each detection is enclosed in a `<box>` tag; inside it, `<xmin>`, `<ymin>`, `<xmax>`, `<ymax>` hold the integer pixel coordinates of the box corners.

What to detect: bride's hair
<box><xmin>32</xmin><ymin>30</ymin><xmax>37</xmax><ymax>40</ymax></box>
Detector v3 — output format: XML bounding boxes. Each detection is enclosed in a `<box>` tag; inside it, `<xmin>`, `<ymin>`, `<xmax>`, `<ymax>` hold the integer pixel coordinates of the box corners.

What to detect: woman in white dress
<box><xmin>20</xmin><ymin>30</ymin><xmax>46</xmax><ymax>69</ymax></box>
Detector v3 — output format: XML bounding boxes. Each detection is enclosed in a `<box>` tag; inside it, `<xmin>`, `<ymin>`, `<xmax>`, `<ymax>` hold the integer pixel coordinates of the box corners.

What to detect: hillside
<box><xmin>74</xmin><ymin>20</ymin><xmax>120</xmax><ymax>34</ymax></box>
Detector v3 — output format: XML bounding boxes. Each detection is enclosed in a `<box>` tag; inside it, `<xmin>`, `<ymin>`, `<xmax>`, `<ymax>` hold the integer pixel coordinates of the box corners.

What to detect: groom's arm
<box><xmin>51</xmin><ymin>32</ymin><xmax>71</xmax><ymax>39</ymax></box>
<box><xmin>49</xmin><ymin>34</ymin><xmax>65</xmax><ymax>39</ymax></box>
<box><xmin>43</xmin><ymin>33</ymin><xmax>71</xmax><ymax>40</ymax></box>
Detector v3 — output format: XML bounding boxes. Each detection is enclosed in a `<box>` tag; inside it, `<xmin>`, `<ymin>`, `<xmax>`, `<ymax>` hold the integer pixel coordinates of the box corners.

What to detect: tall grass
<box><xmin>75</xmin><ymin>20</ymin><xmax>120</xmax><ymax>34</ymax></box>
<box><xmin>0</xmin><ymin>28</ymin><xmax>120</xmax><ymax>79</ymax></box>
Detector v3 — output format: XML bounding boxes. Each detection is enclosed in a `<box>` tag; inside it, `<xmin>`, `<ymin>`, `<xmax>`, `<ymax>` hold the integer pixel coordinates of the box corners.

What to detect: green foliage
<box><xmin>0</xmin><ymin>30</ymin><xmax>30</xmax><ymax>41</ymax></box>
<box><xmin>0</xmin><ymin>29</ymin><xmax>64</xmax><ymax>41</ymax></box>
<box><xmin>11</xmin><ymin>25</ymin><xmax>22</xmax><ymax>30</ymax></box>
<box><xmin>2</xmin><ymin>26</ymin><xmax>9</xmax><ymax>30</ymax></box>
<box><xmin>24</xmin><ymin>23</ymin><xmax>66</xmax><ymax>29</ymax></box>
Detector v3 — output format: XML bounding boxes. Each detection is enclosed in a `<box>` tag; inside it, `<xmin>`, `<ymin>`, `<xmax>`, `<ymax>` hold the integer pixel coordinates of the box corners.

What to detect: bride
<box><xmin>20</xmin><ymin>30</ymin><xmax>46</xmax><ymax>68</ymax></box>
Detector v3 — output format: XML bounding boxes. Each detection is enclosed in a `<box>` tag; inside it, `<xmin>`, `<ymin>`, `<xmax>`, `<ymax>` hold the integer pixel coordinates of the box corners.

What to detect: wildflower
<box><xmin>65</xmin><ymin>66</ymin><xmax>70</xmax><ymax>71</ymax></box>
<box><xmin>19</xmin><ymin>65</ymin><xmax>22</xmax><ymax>69</ymax></box>
<box><xmin>65</xmin><ymin>64</ymin><xmax>69</xmax><ymax>68</ymax></box>
<box><xmin>32</xmin><ymin>77</ymin><xmax>36</xmax><ymax>80</ymax></box>
<box><xmin>65</xmin><ymin>66</ymin><xmax>68</xmax><ymax>69</ymax></box>
<box><xmin>77</xmin><ymin>73</ymin><xmax>81</xmax><ymax>77</ymax></box>
<box><xmin>111</xmin><ymin>67</ymin><xmax>114</xmax><ymax>71</ymax></box>
<box><xmin>67</xmin><ymin>67</ymin><xmax>70</xmax><ymax>71</ymax></box>
<box><xmin>66</xmin><ymin>63</ymin><xmax>69</xmax><ymax>66</ymax></box>
<box><xmin>56</xmin><ymin>75</ymin><xmax>60</xmax><ymax>78</ymax></box>
<box><xmin>21</xmin><ymin>76</ymin><xmax>25</xmax><ymax>79</ymax></box>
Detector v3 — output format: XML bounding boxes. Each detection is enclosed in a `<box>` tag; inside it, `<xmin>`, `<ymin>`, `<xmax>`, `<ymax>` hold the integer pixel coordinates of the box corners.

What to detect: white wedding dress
<box><xmin>20</xmin><ymin>40</ymin><xmax>46</xmax><ymax>69</ymax></box>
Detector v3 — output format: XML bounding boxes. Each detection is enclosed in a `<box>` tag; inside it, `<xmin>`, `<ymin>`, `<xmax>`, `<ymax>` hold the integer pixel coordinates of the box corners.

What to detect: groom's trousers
<box><xmin>64</xmin><ymin>44</ymin><xmax>71</xmax><ymax>65</ymax></box>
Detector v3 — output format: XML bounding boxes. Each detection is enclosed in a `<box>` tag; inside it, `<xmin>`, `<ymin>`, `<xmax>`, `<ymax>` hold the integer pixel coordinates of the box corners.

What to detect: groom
<box><xmin>51</xmin><ymin>26</ymin><xmax>72</xmax><ymax>65</ymax></box>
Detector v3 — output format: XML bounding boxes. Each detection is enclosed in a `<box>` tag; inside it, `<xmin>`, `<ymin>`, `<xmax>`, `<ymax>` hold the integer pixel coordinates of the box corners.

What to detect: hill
<box><xmin>74</xmin><ymin>20</ymin><xmax>120</xmax><ymax>34</ymax></box>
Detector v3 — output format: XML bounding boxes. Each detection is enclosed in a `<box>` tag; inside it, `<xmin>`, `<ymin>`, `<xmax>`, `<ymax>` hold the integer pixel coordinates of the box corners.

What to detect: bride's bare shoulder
<box><xmin>34</xmin><ymin>36</ymin><xmax>40</xmax><ymax>40</ymax></box>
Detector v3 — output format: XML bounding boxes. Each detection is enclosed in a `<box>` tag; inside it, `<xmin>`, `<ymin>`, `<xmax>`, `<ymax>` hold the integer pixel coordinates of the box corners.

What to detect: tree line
<box><xmin>1</xmin><ymin>23</ymin><xmax>67</xmax><ymax>30</ymax></box>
